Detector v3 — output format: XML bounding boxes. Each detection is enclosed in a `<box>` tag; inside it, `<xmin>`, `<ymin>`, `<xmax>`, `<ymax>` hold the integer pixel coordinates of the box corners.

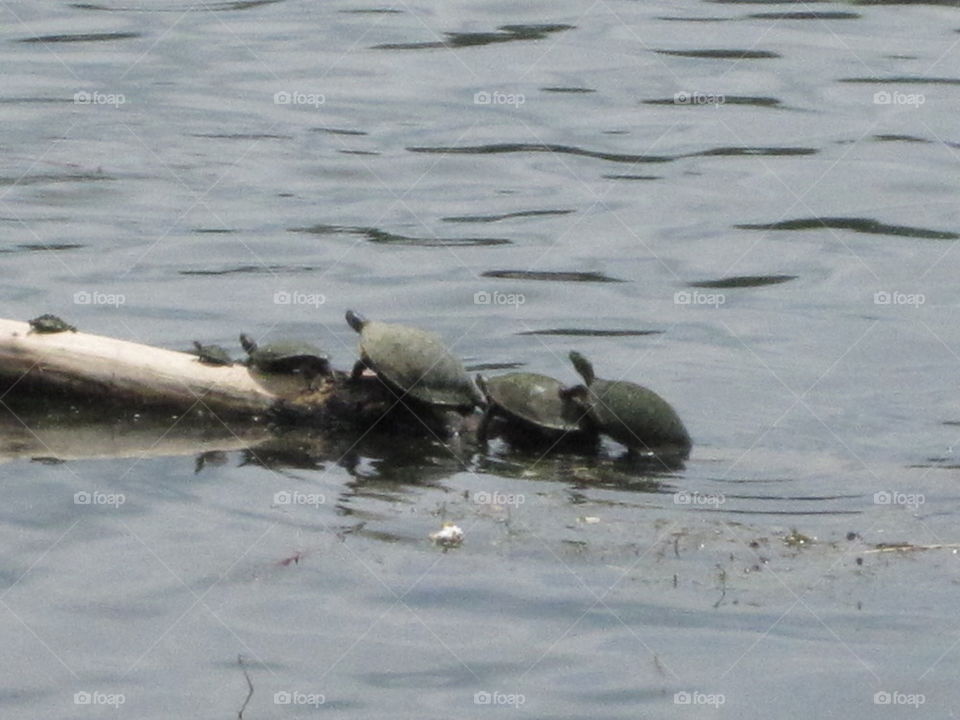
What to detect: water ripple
<box><xmin>374</xmin><ymin>23</ymin><xmax>574</xmax><ymax>50</ymax></box>
<box><xmin>737</xmin><ymin>217</ymin><xmax>959</xmax><ymax>240</ymax></box>
<box><xmin>482</xmin><ymin>270</ymin><xmax>625</xmax><ymax>282</ymax></box>
<box><xmin>292</xmin><ymin>223</ymin><xmax>511</xmax><ymax>247</ymax></box>
<box><xmin>689</xmin><ymin>274</ymin><xmax>797</xmax><ymax>289</ymax></box>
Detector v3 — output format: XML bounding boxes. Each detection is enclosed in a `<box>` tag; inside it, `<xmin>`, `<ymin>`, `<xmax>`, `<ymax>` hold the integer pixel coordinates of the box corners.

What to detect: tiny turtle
<box><xmin>239</xmin><ymin>334</ymin><xmax>331</xmax><ymax>388</ymax></box>
<box><xmin>345</xmin><ymin>310</ymin><xmax>482</xmax><ymax>409</ymax></box>
<box><xmin>561</xmin><ymin>351</ymin><xmax>691</xmax><ymax>453</ymax></box>
<box><xmin>192</xmin><ymin>341</ymin><xmax>233</xmax><ymax>366</ymax></box>
<box><xmin>28</xmin><ymin>314</ymin><xmax>76</xmax><ymax>334</ymax></box>
<box><xmin>476</xmin><ymin>372</ymin><xmax>588</xmax><ymax>443</ymax></box>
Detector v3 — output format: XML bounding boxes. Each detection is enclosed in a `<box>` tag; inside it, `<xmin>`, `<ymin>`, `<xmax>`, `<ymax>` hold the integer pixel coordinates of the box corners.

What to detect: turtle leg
<box><xmin>477</xmin><ymin>408</ymin><xmax>495</xmax><ymax>446</ymax></box>
<box><xmin>349</xmin><ymin>359</ymin><xmax>367</xmax><ymax>383</ymax></box>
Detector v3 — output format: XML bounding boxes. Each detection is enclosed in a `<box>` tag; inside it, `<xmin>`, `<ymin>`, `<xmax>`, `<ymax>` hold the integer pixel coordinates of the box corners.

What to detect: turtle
<box><xmin>192</xmin><ymin>341</ymin><xmax>233</xmax><ymax>366</ymax></box>
<box><xmin>561</xmin><ymin>351</ymin><xmax>691</xmax><ymax>453</ymax></box>
<box><xmin>28</xmin><ymin>314</ymin><xmax>76</xmax><ymax>334</ymax></box>
<box><xmin>345</xmin><ymin>310</ymin><xmax>483</xmax><ymax>410</ymax></box>
<box><xmin>476</xmin><ymin>372</ymin><xmax>589</xmax><ymax>443</ymax></box>
<box><xmin>239</xmin><ymin>334</ymin><xmax>331</xmax><ymax>388</ymax></box>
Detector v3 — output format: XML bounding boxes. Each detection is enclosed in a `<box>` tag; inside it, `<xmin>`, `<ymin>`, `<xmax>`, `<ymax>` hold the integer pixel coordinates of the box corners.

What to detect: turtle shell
<box><xmin>582</xmin><ymin>378</ymin><xmax>690</xmax><ymax>450</ymax></box>
<box><xmin>482</xmin><ymin>372</ymin><xmax>583</xmax><ymax>433</ymax></box>
<box><xmin>247</xmin><ymin>341</ymin><xmax>329</xmax><ymax>373</ymax></box>
<box><xmin>29</xmin><ymin>314</ymin><xmax>76</xmax><ymax>334</ymax></box>
<box><xmin>193</xmin><ymin>342</ymin><xmax>233</xmax><ymax>366</ymax></box>
<box><xmin>569</xmin><ymin>351</ymin><xmax>690</xmax><ymax>451</ymax></box>
<box><xmin>349</xmin><ymin>313</ymin><xmax>481</xmax><ymax>408</ymax></box>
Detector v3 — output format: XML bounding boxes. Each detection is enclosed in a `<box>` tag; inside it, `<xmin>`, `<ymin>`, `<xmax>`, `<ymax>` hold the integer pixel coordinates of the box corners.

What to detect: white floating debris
<box><xmin>579</xmin><ymin>516</ymin><xmax>601</xmax><ymax>525</ymax></box>
<box><xmin>429</xmin><ymin>521</ymin><xmax>464</xmax><ymax>547</ymax></box>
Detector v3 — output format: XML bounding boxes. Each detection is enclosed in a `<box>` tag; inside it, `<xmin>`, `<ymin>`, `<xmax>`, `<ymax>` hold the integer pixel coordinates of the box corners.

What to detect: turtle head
<box><xmin>568</xmin><ymin>351</ymin><xmax>595</xmax><ymax>385</ymax></box>
<box><xmin>239</xmin><ymin>334</ymin><xmax>257</xmax><ymax>354</ymax></box>
<box><xmin>559</xmin><ymin>383</ymin><xmax>590</xmax><ymax>405</ymax></box>
<box><xmin>345</xmin><ymin>310</ymin><xmax>367</xmax><ymax>333</ymax></box>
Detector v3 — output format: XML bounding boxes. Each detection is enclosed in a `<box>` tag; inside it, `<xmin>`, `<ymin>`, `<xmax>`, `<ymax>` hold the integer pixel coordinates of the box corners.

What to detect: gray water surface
<box><xmin>1</xmin><ymin>0</ymin><xmax>960</xmax><ymax>717</ymax></box>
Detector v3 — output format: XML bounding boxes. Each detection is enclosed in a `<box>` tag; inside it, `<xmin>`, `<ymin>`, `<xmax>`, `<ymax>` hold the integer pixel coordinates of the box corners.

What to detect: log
<box><xmin>0</xmin><ymin>318</ymin><xmax>319</xmax><ymax>415</ymax></box>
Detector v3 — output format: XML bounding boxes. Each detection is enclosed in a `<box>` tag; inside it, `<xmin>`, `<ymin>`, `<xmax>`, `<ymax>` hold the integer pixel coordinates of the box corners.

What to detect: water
<box><xmin>2</xmin><ymin>0</ymin><xmax>960</xmax><ymax>716</ymax></box>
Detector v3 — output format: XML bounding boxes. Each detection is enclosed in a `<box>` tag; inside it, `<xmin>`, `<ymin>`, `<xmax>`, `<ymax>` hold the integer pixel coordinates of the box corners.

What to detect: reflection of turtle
<box><xmin>239</xmin><ymin>334</ymin><xmax>331</xmax><ymax>388</ymax></box>
<box><xmin>192</xmin><ymin>342</ymin><xmax>233</xmax><ymax>366</ymax></box>
<box><xmin>562</xmin><ymin>351</ymin><xmax>691</xmax><ymax>453</ymax></box>
<box><xmin>28</xmin><ymin>314</ymin><xmax>77</xmax><ymax>334</ymax></box>
<box><xmin>476</xmin><ymin>372</ymin><xmax>588</xmax><ymax>443</ymax></box>
<box><xmin>345</xmin><ymin>310</ymin><xmax>483</xmax><ymax>409</ymax></box>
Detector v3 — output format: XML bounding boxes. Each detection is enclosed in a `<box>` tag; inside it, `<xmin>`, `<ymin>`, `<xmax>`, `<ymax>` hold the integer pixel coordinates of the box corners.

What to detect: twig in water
<box><xmin>237</xmin><ymin>654</ymin><xmax>254</xmax><ymax>720</ymax></box>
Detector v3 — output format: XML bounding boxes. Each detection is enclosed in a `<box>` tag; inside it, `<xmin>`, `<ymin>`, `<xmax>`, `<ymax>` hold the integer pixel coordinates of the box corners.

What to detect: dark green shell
<box><xmin>29</xmin><ymin>314</ymin><xmax>76</xmax><ymax>334</ymax></box>
<box><xmin>568</xmin><ymin>351</ymin><xmax>691</xmax><ymax>451</ymax></box>
<box><xmin>193</xmin><ymin>342</ymin><xmax>233</xmax><ymax>366</ymax></box>
<box><xmin>240</xmin><ymin>334</ymin><xmax>330</xmax><ymax>374</ymax></box>
<box><xmin>479</xmin><ymin>372</ymin><xmax>583</xmax><ymax>433</ymax></box>
<box><xmin>346</xmin><ymin>310</ymin><xmax>482</xmax><ymax>408</ymax></box>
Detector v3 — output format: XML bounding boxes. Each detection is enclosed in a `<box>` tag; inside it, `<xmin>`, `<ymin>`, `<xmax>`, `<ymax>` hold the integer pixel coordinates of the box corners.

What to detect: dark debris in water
<box><xmin>689</xmin><ymin>274</ymin><xmax>796</xmax><ymax>289</ymax></box>
<box><xmin>656</xmin><ymin>48</ymin><xmax>780</xmax><ymax>59</ymax></box>
<box><xmin>784</xmin><ymin>529</ymin><xmax>814</xmax><ymax>547</ymax></box>
<box><xmin>517</xmin><ymin>328</ymin><xmax>663</xmax><ymax>337</ymax></box>
<box><xmin>482</xmin><ymin>270</ymin><xmax>625</xmax><ymax>283</ymax></box>
<box><xmin>374</xmin><ymin>23</ymin><xmax>574</xmax><ymax>50</ymax></box>
<box><xmin>442</xmin><ymin>209</ymin><xmax>573</xmax><ymax>223</ymax></box>
<box><xmin>292</xmin><ymin>224</ymin><xmax>511</xmax><ymax>247</ymax></box>
<box><xmin>737</xmin><ymin>217</ymin><xmax>959</xmax><ymax>240</ymax></box>
<box><xmin>408</xmin><ymin>143</ymin><xmax>675</xmax><ymax>164</ymax></box>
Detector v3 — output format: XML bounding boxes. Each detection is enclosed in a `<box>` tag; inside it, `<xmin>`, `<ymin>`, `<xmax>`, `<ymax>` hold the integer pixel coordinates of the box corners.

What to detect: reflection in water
<box><xmin>374</xmin><ymin>23</ymin><xmax>574</xmax><ymax>50</ymax></box>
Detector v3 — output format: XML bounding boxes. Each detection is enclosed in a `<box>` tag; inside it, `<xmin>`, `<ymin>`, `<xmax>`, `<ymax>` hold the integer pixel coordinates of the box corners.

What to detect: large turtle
<box><xmin>345</xmin><ymin>310</ymin><xmax>483</xmax><ymax>409</ymax></box>
<box><xmin>192</xmin><ymin>341</ymin><xmax>233</xmax><ymax>366</ymax></box>
<box><xmin>561</xmin><ymin>351</ymin><xmax>691</xmax><ymax>453</ymax></box>
<box><xmin>476</xmin><ymin>372</ymin><xmax>589</xmax><ymax>443</ymax></box>
<box><xmin>28</xmin><ymin>314</ymin><xmax>76</xmax><ymax>334</ymax></box>
<box><xmin>239</xmin><ymin>334</ymin><xmax>331</xmax><ymax>388</ymax></box>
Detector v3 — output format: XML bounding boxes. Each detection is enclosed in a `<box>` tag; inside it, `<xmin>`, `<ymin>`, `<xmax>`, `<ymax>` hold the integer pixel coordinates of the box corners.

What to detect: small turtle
<box><xmin>345</xmin><ymin>310</ymin><xmax>483</xmax><ymax>409</ymax></box>
<box><xmin>239</xmin><ymin>334</ymin><xmax>331</xmax><ymax>388</ymax></box>
<box><xmin>476</xmin><ymin>372</ymin><xmax>588</xmax><ymax>443</ymax></box>
<box><xmin>28</xmin><ymin>314</ymin><xmax>76</xmax><ymax>334</ymax></box>
<box><xmin>192</xmin><ymin>341</ymin><xmax>233</xmax><ymax>366</ymax></box>
<box><xmin>561</xmin><ymin>351</ymin><xmax>691</xmax><ymax>453</ymax></box>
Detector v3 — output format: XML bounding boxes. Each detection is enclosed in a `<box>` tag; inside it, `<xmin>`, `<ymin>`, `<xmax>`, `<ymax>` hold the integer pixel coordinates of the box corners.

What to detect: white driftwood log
<box><xmin>0</xmin><ymin>318</ymin><xmax>286</xmax><ymax>414</ymax></box>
